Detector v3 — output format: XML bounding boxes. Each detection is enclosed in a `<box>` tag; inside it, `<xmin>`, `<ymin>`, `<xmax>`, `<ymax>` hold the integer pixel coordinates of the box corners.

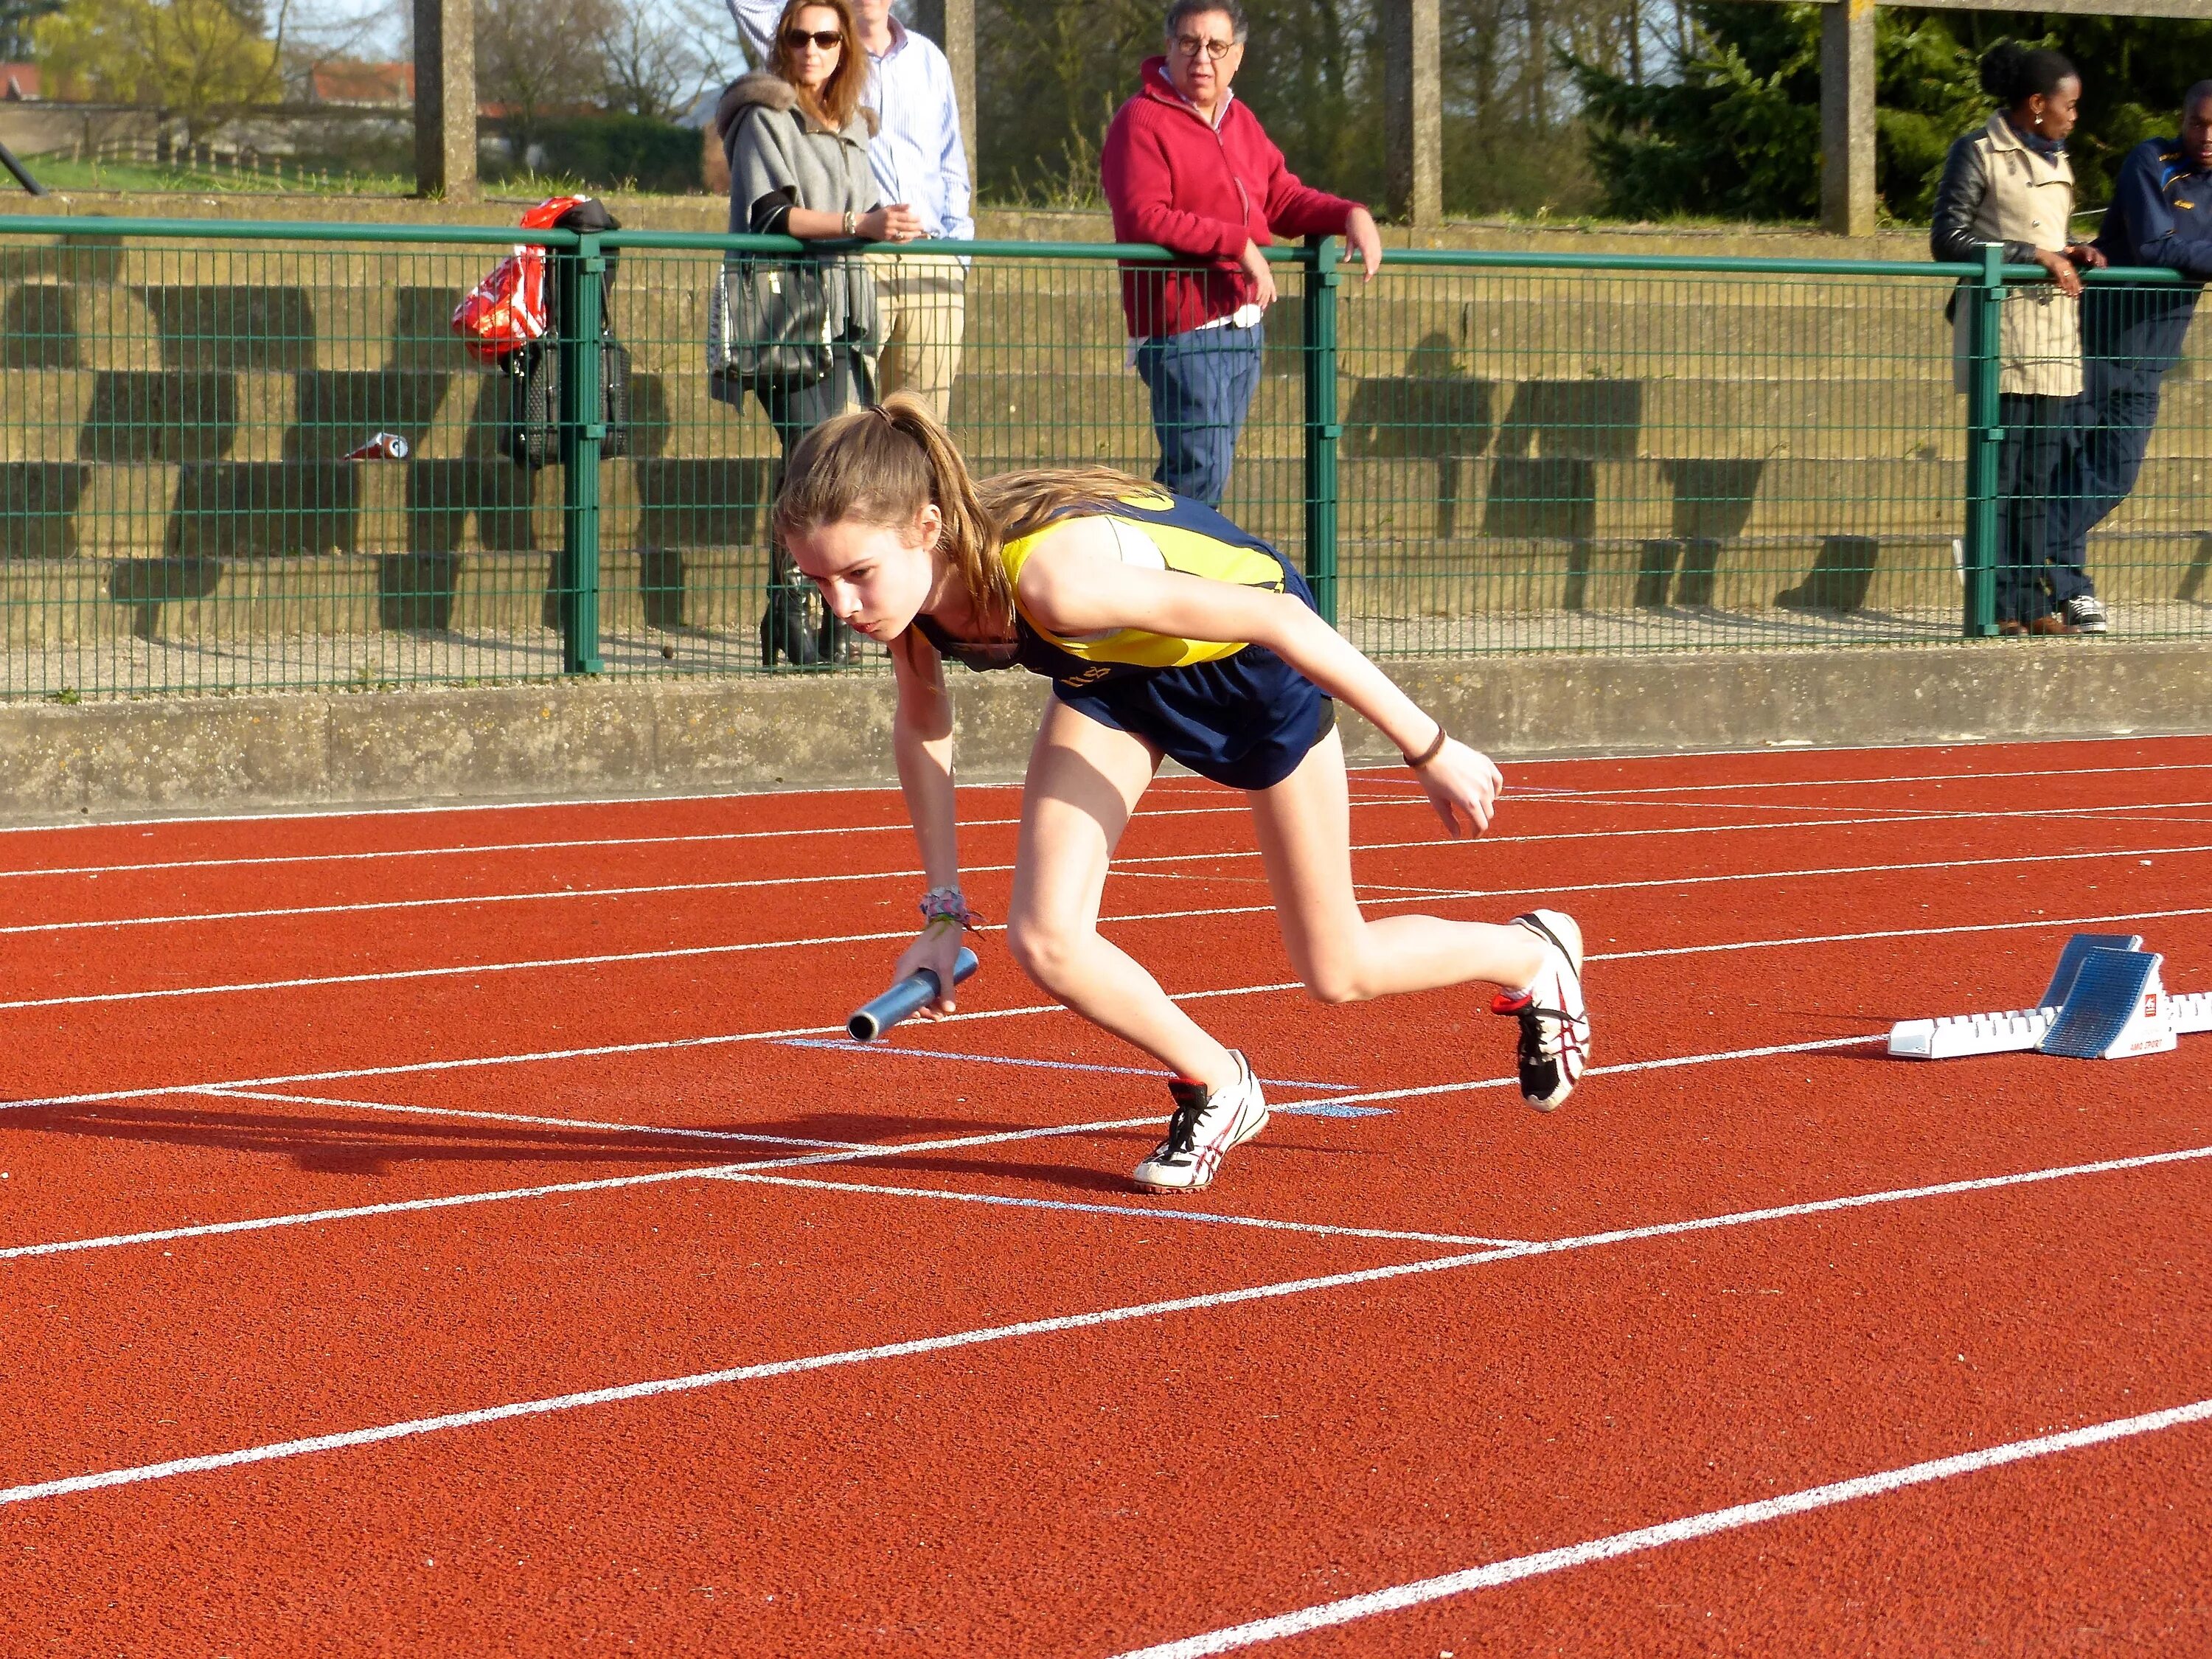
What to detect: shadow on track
<box><xmin>1</xmin><ymin>1099</ymin><xmax>1005</xmax><ymax>1178</ymax></box>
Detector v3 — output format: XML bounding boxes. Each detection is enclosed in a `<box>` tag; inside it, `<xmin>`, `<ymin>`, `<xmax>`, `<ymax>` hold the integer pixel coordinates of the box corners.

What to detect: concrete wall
<box><xmin>7</xmin><ymin>639</ymin><xmax>2205</xmax><ymax>826</ymax></box>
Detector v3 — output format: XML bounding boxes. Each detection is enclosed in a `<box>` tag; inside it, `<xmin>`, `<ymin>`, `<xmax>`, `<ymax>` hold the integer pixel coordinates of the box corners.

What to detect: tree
<box><xmin>473</xmin><ymin>0</ymin><xmax>616</xmax><ymax>155</ymax></box>
<box><xmin>972</xmin><ymin>0</ymin><xmax>1157</xmax><ymax>204</ymax></box>
<box><xmin>1571</xmin><ymin>4</ymin><xmax>2212</xmax><ymax>225</ymax></box>
<box><xmin>35</xmin><ymin>0</ymin><xmax>283</xmax><ymax>143</ymax></box>
<box><xmin>2</xmin><ymin>0</ymin><xmax>65</xmax><ymax>61</ymax></box>
<box><xmin>596</xmin><ymin>0</ymin><xmax>731</xmax><ymax>125</ymax></box>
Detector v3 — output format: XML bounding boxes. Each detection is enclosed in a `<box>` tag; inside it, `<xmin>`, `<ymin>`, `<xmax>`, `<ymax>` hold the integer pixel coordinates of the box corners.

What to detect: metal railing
<box><xmin>1</xmin><ymin>212</ymin><xmax>2203</xmax><ymax>700</ymax></box>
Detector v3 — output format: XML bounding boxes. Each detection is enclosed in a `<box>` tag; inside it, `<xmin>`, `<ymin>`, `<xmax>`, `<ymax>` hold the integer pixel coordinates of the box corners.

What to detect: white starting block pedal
<box><xmin>1887</xmin><ymin>933</ymin><xmax>2141</xmax><ymax>1060</ymax></box>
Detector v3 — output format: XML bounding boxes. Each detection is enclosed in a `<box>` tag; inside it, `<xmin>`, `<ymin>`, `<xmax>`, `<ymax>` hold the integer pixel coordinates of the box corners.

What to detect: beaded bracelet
<box><xmin>919</xmin><ymin>886</ymin><xmax>982</xmax><ymax>931</ymax></box>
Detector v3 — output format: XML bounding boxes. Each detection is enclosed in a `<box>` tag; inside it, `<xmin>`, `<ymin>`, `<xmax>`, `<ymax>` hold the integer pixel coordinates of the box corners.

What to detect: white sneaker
<box><xmin>1492</xmin><ymin>910</ymin><xmax>1590</xmax><ymax>1111</ymax></box>
<box><xmin>1132</xmin><ymin>1051</ymin><xmax>1268</xmax><ymax>1194</ymax></box>
<box><xmin>2063</xmin><ymin>595</ymin><xmax>2109</xmax><ymax>634</ymax></box>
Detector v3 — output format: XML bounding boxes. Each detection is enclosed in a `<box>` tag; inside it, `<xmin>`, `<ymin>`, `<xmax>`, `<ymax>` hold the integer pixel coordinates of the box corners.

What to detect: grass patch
<box><xmin>18</xmin><ymin>156</ymin><xmax>415</xmax><ymax>197</ymax></box>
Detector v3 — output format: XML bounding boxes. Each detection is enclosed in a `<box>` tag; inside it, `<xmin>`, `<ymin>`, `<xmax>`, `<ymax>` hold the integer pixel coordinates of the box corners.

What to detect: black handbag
<box><xmin>507</xmin><ymin>335</ymin><xmax>633</xmax><ymax>470</ymax></box>
<box><xmin>708</xmin><ymin>256</ymin><xmax>836</xmax><ymax>393</ymax></box>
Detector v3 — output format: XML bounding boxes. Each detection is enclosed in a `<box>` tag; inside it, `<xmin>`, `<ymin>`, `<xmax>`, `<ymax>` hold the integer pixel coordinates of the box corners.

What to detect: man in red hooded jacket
<box><xmin>1101</xmin><ymin>0</ymin><xmax>1382</xmax><ymax>506</ymax></box>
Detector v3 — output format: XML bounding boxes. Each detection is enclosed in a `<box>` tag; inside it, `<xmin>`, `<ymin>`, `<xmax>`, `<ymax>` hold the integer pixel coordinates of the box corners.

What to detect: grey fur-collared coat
<box><xmin>714</xmin><ymin>72</ymin><xmax>882</xmax><ymax>354</ymax></box>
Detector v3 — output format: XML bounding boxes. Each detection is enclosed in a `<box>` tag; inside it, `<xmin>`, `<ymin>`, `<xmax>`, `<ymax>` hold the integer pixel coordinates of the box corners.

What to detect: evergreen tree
<box><xmin>1572</xmin><ymin>4</ymin><xmax>2212</xmax><ymax>225</ymax></box>
<box><xmin>2</xmin><ymin>0</ymin><xmax>65</xmax><ymax>61</ymax></box>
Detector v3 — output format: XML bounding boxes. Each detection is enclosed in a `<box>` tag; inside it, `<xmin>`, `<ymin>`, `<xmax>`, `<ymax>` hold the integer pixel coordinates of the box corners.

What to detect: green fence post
<box><xmin>557</xmin><ymin>232</ymin><xmax>605</xmax><ymax>674</ymax></box>
<box><xmin>1961</xmin><ymin>244</ymin><xmax>2004</xmax><ymax>639</ymax></box>
<box><xmin>1301</xmin><ymin>234</ymin><xmax>1342</xmax><ymax>627</ymax></box>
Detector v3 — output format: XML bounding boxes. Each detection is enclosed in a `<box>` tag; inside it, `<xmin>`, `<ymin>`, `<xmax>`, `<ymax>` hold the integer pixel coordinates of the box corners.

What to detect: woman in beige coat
<box><xmin>1932</xmin><ymin>43</ymin><xmax>2107</xmax><ymax>634</ymax></box>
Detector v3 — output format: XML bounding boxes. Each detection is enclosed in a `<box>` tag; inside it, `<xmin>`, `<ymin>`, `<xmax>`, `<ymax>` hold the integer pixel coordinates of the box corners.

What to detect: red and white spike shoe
<box><xmin>1132</xmin><ymin>1050</ymin><xmax>1269</xmax><ymax>1194</ymax></box>
<box><xmin>1492</xmin><ymin>910</ymin><xmax>1590</xmax><ymax>1111</ymax></box>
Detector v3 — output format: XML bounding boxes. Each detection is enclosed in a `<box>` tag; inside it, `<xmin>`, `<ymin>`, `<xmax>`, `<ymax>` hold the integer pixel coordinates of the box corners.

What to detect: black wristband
<box><xmin>1403</xmin><ymin>725</ymin><xmax>1447</xmax><ymax>768</ymax></box>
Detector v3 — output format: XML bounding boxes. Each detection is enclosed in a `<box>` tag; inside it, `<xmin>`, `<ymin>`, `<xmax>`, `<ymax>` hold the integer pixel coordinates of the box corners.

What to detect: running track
<box><xmin>4</xmin><ymin>736</ymin><xmax>2208</xmax><ymax>1655</ymax></box>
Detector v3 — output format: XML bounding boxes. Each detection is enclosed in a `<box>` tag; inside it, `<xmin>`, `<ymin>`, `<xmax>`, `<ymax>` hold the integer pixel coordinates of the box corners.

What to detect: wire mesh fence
<box><xmin>0</xmin><ymin>215</ymin><xmax>2205</xmax><ymax>701</ymax></box>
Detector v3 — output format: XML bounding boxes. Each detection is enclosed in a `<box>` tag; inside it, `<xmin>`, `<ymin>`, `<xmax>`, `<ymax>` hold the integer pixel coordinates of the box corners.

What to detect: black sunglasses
<box><xmin>785</xmin><ymin>28</ymin><xmax>841</xmax><ymax>49</ymax></box>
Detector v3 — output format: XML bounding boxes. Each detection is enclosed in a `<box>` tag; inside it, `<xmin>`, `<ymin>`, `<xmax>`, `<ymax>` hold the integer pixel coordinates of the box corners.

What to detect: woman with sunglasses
<box><xmin>775</xmin><ymin>394</ymin><xmax>1590</xmax><ymax>1196</ymax></box>
<box><xmin>714</xmin><ymin>0</ymin><xmax>923</xmax><ymax>664</ymax></box>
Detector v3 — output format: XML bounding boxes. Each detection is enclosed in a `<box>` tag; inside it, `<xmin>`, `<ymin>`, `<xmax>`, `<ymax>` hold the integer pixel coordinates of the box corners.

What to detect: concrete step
<box><xmin>12</xmin><ymin>435</ymin><xmax>2211</xmax><ymax>562</ymax></box>
<box><xmin>0</xmin><ymin>364</ymin><xmax>1986</xmax><ymax>470</ymax></box>
<box><xmin>9</xmin><ymin>525</ymin><xmax>2202</xmax><ymax>647</ymax></box>
<box><xmin>15</xmin><ymin>262</ymin><xmax>2212</xmax><ymax>389</ymax></box>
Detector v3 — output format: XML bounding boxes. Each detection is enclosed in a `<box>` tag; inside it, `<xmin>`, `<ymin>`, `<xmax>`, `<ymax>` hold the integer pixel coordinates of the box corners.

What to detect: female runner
<box><xmin>777</xmin><ymin>394</ymin><xmax>1590</xmax><ymax>1193</ymax></box>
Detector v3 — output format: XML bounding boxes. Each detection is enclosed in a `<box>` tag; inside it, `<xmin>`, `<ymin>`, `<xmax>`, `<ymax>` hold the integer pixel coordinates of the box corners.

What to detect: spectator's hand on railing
<box><xmin>2068</xmin><ymin>242</ymin><xmax>2108</xmax><ymax>271</ymax></box>
<box><xmin>1239</xmin><ymin>237</ymin><xmax>1279</xmax><ymax>311</ymax></box>
<box><xmin>2034</xmin><ymin>248</ymin><xmax>2084</xmax><ymax>297</ymax></box>
<box><xmin>1345</xmin><ymin>207</ymin><xmax>1383</xmax><ymax>281</ymax></box>
<box><xmin>861</xmin><ymin>205</ymin><xmax>925</xmax><ymax>243</ymax></box>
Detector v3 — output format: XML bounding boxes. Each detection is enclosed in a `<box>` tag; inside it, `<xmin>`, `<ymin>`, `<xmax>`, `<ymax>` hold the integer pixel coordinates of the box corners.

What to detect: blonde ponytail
<box><xmin>776</xmin><ymin>394</ymin><xmax>1163</xmax><ymax>635</ymax></box>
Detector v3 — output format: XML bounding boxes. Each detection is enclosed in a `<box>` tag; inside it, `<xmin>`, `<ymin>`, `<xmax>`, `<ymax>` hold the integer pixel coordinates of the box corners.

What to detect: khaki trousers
<box><xmin>867</xmin><ymin>251</ymin><xmax>967</xmax><ymax>422</ymax></box>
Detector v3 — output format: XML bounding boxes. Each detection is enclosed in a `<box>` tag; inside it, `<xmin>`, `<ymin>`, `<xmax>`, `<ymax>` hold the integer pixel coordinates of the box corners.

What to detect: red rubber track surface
<box><xmin>4</xmin><ymin>737</ymin><xmax>2208</xmax><ymax>1655</ymax></box>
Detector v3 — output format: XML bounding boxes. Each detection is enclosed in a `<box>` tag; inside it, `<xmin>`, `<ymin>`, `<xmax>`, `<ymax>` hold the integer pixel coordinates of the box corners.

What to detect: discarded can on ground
<box><xmin>344</xmin><ymin>432</ymin><xmax>411</xmax><ymax>460</ymax></box>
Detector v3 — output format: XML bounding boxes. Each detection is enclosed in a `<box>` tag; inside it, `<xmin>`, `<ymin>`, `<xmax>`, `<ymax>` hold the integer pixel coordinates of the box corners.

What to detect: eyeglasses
<box><xmin>785</xmin><ymin>28</ymin><xmax>841</xmax><ymax>49</ymax></box>
<box><xmin>1171</xmin><ymin>34</ymin><xmax>1238</xmax><ymax>61</ymax></box>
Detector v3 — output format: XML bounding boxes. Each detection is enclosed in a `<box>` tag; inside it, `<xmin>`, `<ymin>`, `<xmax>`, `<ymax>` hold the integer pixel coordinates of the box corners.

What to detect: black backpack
<box><xmin>507</xmin><ymin>198</ymin><xmax>633</xmax><ymax>470</ymax></box>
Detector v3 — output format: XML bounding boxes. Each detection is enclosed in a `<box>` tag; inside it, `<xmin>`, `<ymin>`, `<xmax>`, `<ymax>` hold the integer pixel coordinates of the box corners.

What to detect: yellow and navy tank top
<box><xmin>911</xmin><ymin>489</ymin><xmax>1293</xmax><ymax>689</ymax></box>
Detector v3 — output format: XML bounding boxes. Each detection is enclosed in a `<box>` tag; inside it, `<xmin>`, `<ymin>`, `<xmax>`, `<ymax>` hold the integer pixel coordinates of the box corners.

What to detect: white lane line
<box><xmin>0</xmin><ymin>1113</ymin><xmax>1179</xmax><ymax>1262</ymax></box>
<box><xmin>1587</xmin><ymin>905</ymin><xmax>2212</xmax><ymax>964</ymax></box>
<box><xmin>11</xmin><ymin>863</ymin><xmax>2212</xmax><ymax>1018</ymax></box>
<box><xmin>5</xmin><ymin>1019</ymin><xmax>860</xmax><ymax>1113</ymax></box>
<box><xmin>770</xmin><ymin>1039</ymin><xmax>1354</xmax><ymax>1094</ymax></box>
<box><xmin>1111</xmin><ymin>1396</ymin><xmax>2212</xmax><ymax>1659</ymax></box>
<box><xmin>1312</xmin><ymin>1033</ymin><xmax>1886</xmax><ymax>1109</ymax></box>
<box><xmin>0</xmin><ymin>1252</ymin><xmax>1506</xmax><ymax>1509</ymax></box>
<box><xmin>8</xmin><ymin>1139</ymin><xmax>2207</xmax><ymax>1506</ymax></box>
<box><xmin>0</xmin><ymin>732</ymin><xmax>2178</xmax><ymax>837</ymax></box>
<box><xmin>0</xmin><ymin>1164</ymin><xmax>749</xmax><ymax>1262</ymax></box>
<box><xmin>13</xmin><ymin>791</ymin><xmax>2212</xmax><ymax>891</ymax></box>
<box><xmin>1</xmin><ymin>1022</ymin><xmax>2039</xmax><ymax>1264</ymax></box>
<box><xmin>714</xmin><ymin>1173</ymin><xmax>1527</xmax><ymax>1248</ymax></box>
<box><xmin>1100</xmin><ymin>843</ymin><xmax>2212</xmax><ymax>928</ymax></box>
<box><xmin>0</xmin><ymin>869</ymin><xmax>907</xmax><ymax>936</ymax></box>
<box><xmin>0</xmin><ymin>803</ymin><xmax>1286</xmax><ymax>883</ymax></box>
<box><xmin>0</xmin><ymin>929</ymin><xmax>919</xmax><ymax>1012</ymax></box>
<box><xmin>1498</xmin><ymin>758</ymin><xmax>2212</xmax><ymax>800</ymax></box>
<box><xmin>192</xmin><ymin>1088</ymin><xmax>868</xmax><ymax>1151</ymax></box>
<box><xmin>1495</xmin><ymin>1141</ymin><xmax>2212</xmax><ymax>1262</ymax></box>
<box><xmin>17</xmin><ymin>837</ymin><xmax>2208</xmax><ymax>940</ymax></box>
<box><xmin>13</xmin><ymin>897</ymin><xmax>2211</xmax><ymax>1106</ymax></box>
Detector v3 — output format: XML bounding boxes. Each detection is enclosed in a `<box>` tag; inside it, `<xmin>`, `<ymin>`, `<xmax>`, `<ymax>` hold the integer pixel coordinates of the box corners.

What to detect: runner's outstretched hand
<box><xmin>1414</xmin><ymin>740</ymin><xmax>1503</xmax><ymax>838</ymax></box>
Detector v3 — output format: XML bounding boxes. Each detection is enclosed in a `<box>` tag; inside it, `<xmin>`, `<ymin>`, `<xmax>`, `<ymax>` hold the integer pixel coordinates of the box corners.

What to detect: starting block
<box><xmin>1889</xmin><ymin>932</ymin><xmax>2212</xmax><ymax>1061</ymax></box>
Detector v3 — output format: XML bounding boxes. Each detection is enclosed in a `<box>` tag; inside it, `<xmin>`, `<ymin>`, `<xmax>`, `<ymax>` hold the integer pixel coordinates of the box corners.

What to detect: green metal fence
<box><xmin>1</xmin><ymin>213</ymin><xmax>2204</xmax><ymax>700</ymax></box>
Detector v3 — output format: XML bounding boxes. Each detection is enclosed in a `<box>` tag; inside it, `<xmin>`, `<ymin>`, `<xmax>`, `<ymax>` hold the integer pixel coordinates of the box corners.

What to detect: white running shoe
<box><xmin>1132</xmin><ymin>1051</ymin><xmax>1269</xmax><ymax>1194</ymax></box>
<box><xmin>2063</xmin><ymin>595</ymin><xmax>2109</xmax><ymax>634</ymax></box>
<box><xmin>1492</xmin><ymin>910</ymin><xmax>1590</xmax><ymax>1111</ymax></box>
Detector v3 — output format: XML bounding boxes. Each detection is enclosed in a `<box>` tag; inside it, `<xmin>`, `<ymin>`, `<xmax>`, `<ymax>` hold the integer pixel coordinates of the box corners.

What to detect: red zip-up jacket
<box><xmin>1100</xmin><ymin>57</ymin><xmax>1362</xmax><ymax>338</ymax></box>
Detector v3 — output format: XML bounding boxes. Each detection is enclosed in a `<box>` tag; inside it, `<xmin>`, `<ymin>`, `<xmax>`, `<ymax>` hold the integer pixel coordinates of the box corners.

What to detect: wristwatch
<box><xmin>842</xmin><ymin>209</ymin><xmax>857</xmax><ymax>236</ymax></box>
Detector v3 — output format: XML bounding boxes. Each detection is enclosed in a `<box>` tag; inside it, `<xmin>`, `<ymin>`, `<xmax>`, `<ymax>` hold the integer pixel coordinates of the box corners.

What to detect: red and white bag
<box><xmin>451</xmin><ymin>195</ymin><xmax>594</xmax><ymax>364</ymax></box>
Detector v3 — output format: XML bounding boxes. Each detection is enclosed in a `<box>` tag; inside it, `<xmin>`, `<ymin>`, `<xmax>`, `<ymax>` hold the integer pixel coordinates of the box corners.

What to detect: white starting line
<box><xmin>5</xmin><ymin>1138</ymin><xmax>2207</xmax><ymax>1510</ymax></box>
<box><xmin>1110</xmin><ymin>1394</ymin><xmax>2212</xmax><ymax>1658</ymax></box>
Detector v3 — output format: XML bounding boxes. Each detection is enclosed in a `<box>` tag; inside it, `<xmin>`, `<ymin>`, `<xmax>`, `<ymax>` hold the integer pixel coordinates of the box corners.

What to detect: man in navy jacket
<box><xmin>2047</xmin><ymin>83</ymin><xmax>2212</xmax><ymax>626</ymax></box>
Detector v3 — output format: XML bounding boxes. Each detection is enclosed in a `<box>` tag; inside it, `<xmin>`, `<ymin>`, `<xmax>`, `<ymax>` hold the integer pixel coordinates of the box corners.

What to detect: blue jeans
<box><xmin>1996</xmin><ymin>393</ymin><xmax>2074</xmax><ymax>624</ymax></box>
<box><xmin>2046</xmin><ymin>285</ymin><xmax>2198</xmax><ymax>580</ymax></box>
<box><xmin>1133</xmin><ymin>322</ymin><xmax>1264</xmax><ymax>507</ymax></box>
